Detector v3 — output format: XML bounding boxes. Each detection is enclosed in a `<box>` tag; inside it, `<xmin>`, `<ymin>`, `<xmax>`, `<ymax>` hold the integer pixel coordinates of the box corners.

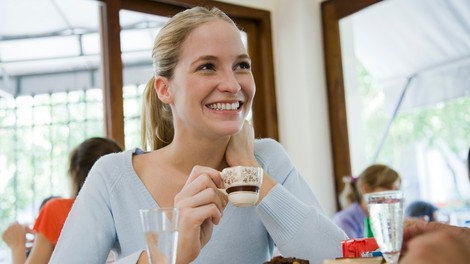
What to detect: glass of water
<box><xmin>365</xmin><ymin>191</ymin><xmax>404</xmax><ymax>264</ymax></box>
<box><xmin>140</xmin><ymin>208</ymin><xmax>179</xmax><ymax>264</ymax></box>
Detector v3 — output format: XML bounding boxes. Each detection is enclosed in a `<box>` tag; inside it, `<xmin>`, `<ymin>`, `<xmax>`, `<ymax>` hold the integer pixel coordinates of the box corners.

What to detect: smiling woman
<box><xmin>0</xmin><ymin>1</ymin><xmax>279</xmax><ymax>263</ymax></box>
<box><xmin>49</xmin><ymin>6</ymin><xmax>347</xmax><ymax>264</ymax></box>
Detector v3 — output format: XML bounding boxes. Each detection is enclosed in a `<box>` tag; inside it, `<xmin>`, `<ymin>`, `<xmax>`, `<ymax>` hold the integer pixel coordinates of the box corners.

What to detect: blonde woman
<box><xmin>51</xmin><ymin>6</ymin><xmax>346</xmax><ymax>264</ymax></box>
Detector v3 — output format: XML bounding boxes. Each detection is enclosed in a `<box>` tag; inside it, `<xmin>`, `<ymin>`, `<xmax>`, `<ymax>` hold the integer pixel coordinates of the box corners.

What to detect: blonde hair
<box><xmin>339</xmin><ymin>164</ymin><xmax>401</xmax><ymax>209</ymax></box>
<box><xmin>141</xmin><ymin>6</ymin><xmax>237</xmax><ymax>150</ymax></box>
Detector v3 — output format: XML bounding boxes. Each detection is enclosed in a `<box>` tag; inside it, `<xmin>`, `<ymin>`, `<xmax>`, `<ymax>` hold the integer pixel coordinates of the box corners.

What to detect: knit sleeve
<box><xmin>49</xmin><ymin>155</ymin><xmax>119</xmax><ymax>264</ymax></box>
<box><xmin>254</xmin><ymin>139</ymin><xmax>347</xmax><ymax>262</ymax></box>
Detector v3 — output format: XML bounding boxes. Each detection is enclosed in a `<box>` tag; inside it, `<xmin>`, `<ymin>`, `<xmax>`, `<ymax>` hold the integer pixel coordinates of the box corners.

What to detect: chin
<box><xmin>212</xmin><ymin>121</ymin><xmax>243</xmax><ymax>136</ymax></box>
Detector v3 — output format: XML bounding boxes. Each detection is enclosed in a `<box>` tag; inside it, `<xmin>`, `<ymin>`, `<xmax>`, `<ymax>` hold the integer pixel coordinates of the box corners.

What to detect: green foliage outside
<box><xmin>356</xmin><ymin>64</ymin><xmax>470</xmax><ymax>167</ymax></box>
<box><xmin>0</xmin><ymin>85</ymin><xmax>143</xmax><ymax>262</ymax></box>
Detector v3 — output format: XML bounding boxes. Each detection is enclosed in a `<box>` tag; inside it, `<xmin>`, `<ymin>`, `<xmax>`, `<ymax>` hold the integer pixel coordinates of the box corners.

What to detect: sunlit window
<box><xmin>340</xmin><ymin>1</ymin><xmax>470</xmax><ymax>227</ymax></box>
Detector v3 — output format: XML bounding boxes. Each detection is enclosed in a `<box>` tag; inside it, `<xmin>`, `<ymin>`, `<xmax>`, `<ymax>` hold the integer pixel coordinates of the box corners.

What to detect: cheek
<box><xmin>241</xmin><ymin>75</ymin><xmax>256</xmax><ymax>99</ymax></box>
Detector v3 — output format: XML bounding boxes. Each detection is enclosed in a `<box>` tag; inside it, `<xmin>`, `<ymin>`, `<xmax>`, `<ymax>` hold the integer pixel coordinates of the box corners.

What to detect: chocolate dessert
<box><xmin>264</xmin><ymin>256</ymin><xmax>309</xmax><ymax>264</ymax></box>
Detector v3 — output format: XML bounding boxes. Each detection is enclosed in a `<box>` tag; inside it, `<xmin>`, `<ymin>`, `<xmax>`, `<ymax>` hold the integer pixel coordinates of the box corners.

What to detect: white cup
<box><xmin>221</xmin><ymin>166</ymin><xmax>263</xmax><ymax>207</ymax></box>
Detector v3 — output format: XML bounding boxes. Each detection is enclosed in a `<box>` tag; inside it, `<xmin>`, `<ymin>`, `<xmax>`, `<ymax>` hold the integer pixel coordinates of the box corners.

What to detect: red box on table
<box><xmin>341</xmin><ymin>238</ymin><xmax>379</xmax><ymax>258</ymax></box>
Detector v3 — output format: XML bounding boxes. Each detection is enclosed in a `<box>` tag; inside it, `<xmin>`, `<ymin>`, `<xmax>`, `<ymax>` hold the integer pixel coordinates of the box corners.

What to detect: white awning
<box><xmin>0</xmin><ymin>0</ymin><xmax>167</xmax><ymax>97</ymax></box>
<box><xmin>348</xmin><ymin>0</ymin><xmax>470</xmax><ymax>110</ymax></box>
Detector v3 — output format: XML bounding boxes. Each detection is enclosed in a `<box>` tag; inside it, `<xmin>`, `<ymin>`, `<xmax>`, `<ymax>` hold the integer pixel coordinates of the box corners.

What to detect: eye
<box><xmin>235</xmin><ymin>61</ymin><xmax>251</xmax><ymax>71</ymax></box>
<box><xmin>198</xmin><ymin>63</ymin><xmax>215</xmax><ymax>71</ymax></box>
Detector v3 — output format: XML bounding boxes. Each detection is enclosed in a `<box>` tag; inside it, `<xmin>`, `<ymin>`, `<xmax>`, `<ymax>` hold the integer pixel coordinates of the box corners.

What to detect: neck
<box><xmin>162</xmin><ymin>135</ymin><xmax>230</xmax><ymax>173</ymax></box>
<box><xmin>360</xmin><ymin>199</ymin><xmax>369</xmax><ymax>216</ymax></box>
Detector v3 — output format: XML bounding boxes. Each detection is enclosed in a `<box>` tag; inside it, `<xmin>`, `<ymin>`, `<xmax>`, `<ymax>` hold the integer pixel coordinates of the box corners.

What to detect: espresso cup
<box><xmin>220</xmin><ymin>166</ymin><xmax>263</xmax><ymax>207</ymax></box>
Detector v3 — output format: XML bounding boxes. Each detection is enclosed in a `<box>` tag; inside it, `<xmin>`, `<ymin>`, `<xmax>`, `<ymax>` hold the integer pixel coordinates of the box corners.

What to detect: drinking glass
<box><xmin>140</xmin><ymin>208</ymin><xmax>179</xmax><ymax>264</ymax></box>
<box><xmin>365</xmin><ymin>191</ymin><xmax>404</xmax><ymax>264</ymax></box>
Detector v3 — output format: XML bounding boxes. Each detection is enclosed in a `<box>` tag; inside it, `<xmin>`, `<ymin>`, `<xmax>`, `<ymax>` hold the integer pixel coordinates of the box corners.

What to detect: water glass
<box><xmin>365</xmin><ymin>191</ymin><xmax>404</xmax><ymax>264</ymax></box>
<box><xmin>140</xmin><ymin>208</ymin><xmax>179</xmax><ymax>264</ymax></box>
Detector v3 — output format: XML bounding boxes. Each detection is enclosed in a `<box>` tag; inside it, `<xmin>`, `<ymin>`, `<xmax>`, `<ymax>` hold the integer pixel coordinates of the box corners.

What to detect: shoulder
<box><xmin>43</xmin><ymin>198</ymin><xmax>74</xmax><ymax>209</ymax></box>
<box><xmin>254</xmin><ymin>138</ymin><xmax>294</xmax><ymax>182</ymax></box>
<box><xmin>89</xmin><ymin>149</ymin><xmax>135</xmax><ymax>178</ymax></box>
<box><xmin>254</xmin><ymin>138</ymin><xmax>289</xmax><ymax>163</ymax></box>
<box><xmin>333</xmin><ymin>203</ymin><xmax>362</xmax><ymax>222</ymax></box>
<box><xmin>84</xmin><ymin>149</ymin><xmax>136</xmax><ymax>191</ymax></box>
<box><xmin>92</xmin><ymin>149</ymin><xmax>130</xmax><ymax>168</ymax></box>
<box><xmin>254</xmin><ymin>138</ymin><xmax>284</xmax><ymax>153</ymax></box>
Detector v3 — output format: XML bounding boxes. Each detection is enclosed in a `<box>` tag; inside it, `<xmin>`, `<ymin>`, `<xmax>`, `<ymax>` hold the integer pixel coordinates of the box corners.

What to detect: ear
<box><xmin>154</xmin><ymin>76</ymin><xmax>173</xmax><ymax>104</ymax></box>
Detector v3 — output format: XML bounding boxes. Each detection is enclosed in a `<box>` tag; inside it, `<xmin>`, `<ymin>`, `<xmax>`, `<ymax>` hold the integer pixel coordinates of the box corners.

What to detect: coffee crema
<box><xmin>226</xmin><ymin>185</ymin><xmax>259</xmax><ymax>194</ymax></box>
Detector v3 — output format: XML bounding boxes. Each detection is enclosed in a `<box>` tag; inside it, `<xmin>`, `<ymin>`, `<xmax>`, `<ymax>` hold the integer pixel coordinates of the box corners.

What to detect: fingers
<box><xmin>180</xmin><ymin>203</ymin><xmax>224</xmax><ymax>226</ymax></box>
<box><xmin>177</xmin><ymin>186</ymin><xmax>227</xmax><ymax>214</ymax></box>
<box><xmin>174</xmin><ymin>165</ymin><xmax>228</xmax><ymax>224</ymax></box>
<box><xmin>185</xmin><ymin>165</ymin><xmax>224</xmax><ymax>189</ymax></box>
<box><xmin>24</xmin><ymin>225</ymin><xmax>34</xmax><ymax>234</ymax></box>
<box><xmin>225</xmin><ymin>122</ymin><xmax>258</xmax><ymax>167</ymax></box>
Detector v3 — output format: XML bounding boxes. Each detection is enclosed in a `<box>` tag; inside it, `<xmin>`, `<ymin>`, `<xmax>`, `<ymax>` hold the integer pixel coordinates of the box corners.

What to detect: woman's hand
<box><xmin>225</xmin><ymin>120</ymin><xmax>276</xmax><ymax>204</ymax></box>
<box><xmin>225</xmin><ymin>120</ymin><xmax>258</xmax><ymax>167</ymax></box>
<box><xmin>173</xmin><ymin>165</ymin><xmax>228</xmax><ymax>264</ymax></box>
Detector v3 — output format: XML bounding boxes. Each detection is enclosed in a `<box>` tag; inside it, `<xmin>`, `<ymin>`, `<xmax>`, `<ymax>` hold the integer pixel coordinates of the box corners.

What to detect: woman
<box><xmin>2</xmin><ymin>137</ymin><xmax>122</xmax><ymax>264</ymax></box>
<box><xmin>50</xmin><ymin>6</ymin><xmax>346</xmax><ymax>264</ymax></box>
<box><xmin>333</xmin><ymin>164</ymin><xmax>401</xmax><ymax>239</ymax></box>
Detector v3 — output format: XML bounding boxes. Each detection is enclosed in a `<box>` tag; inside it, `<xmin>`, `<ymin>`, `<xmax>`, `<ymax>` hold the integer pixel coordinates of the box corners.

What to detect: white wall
<box><xmin>219</xmin><ymin>0</ymin><xmax>337</xmax><ymax>216</ymax></box>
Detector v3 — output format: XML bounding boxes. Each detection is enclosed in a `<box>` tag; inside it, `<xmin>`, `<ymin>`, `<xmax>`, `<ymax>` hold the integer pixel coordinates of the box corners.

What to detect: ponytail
<box><xmin>141</xmin><ymin>77</ymin><xmax>174</xmax><ymax>151</ymax></box>
<box><xmin>339</xmin><ymin>175</ymin><xmax>360</xmax><ymax>210</ymax></box>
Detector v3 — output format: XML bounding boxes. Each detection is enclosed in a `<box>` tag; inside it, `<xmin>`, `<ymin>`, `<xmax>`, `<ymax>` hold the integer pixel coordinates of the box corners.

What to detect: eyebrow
<box><xmin>191</xmin><ymin>54</ymin><xmax>251</xmax><ymax>66</ymax></box>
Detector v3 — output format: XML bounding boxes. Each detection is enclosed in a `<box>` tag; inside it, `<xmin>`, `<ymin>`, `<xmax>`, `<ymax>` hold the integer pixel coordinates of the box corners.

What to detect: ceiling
<box><xmin>342</xmin><ymin>0</ymin><xmax>470</xmax><ymax>111</ymax></box>
<box><xmin>1</xmin><ymin>0</ymin><xmax>469</xmax><ymax>104</ymax></box>
<box><xmin>0</xmin><ymin>0</ymin><xmax>168</xmax><ymax>97</ymax></box>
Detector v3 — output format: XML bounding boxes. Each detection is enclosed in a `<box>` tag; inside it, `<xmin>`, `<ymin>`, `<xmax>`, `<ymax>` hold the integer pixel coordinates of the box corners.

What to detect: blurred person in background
<box><xmin>2</xmin><ymin>137</ymin><xmax>122</xmax><ymax>264</ymax></box>
<box><xmin>405</xmin><ymin>200</ymin><xmax>438</xmax><ymax>222</ymax></box>
<box><xmin>333</xmin><ymin>164</ymin><xmax>401</xmax><ymax>238</ymax></box>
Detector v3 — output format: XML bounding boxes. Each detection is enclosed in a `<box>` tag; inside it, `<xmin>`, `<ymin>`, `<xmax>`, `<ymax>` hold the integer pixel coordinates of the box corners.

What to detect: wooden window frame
<box><xmin>98</xmin><ymin>0</ymin><xmax>278</xmax><ymax>148</ymax></box>
<box><xmin>321</xmin><ymin>0</ymin><xmax>382</xmax><ymax>208</ymax></box>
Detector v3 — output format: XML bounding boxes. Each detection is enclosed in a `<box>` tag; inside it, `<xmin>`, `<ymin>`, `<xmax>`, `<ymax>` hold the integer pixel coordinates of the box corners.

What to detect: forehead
<box><xmin>179</xmin><ymin>19</ymin><xmax>246</xmax><ymax>59</ymax></box>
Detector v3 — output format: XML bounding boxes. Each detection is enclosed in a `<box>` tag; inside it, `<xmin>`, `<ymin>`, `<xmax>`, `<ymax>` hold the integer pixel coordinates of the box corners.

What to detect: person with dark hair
<box><xmin>405</xmin><ymin>200</ymin><xmax>438</xmax><ymax>222</ymax></box>
<box><xmin>2</xmin><ymin>137</ymin><xmax>122</xmax><ymax>264</ymax></box>
<box><xmin>50</xmin><ymin>6</ymin><xmax>347</xmax><ymax>264</ymax></box>
<box><xmin>333</xmin><ymin>164</ymin><xmax>401</xmax><ymax>238</ymax></box>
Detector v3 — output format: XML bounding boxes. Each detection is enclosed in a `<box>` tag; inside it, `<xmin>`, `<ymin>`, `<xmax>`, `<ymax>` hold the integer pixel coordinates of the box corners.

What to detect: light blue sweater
<box><xmin>50</xmin><ymin>138</ymin><xmax>346</xmax><ymax>264</ymax></box>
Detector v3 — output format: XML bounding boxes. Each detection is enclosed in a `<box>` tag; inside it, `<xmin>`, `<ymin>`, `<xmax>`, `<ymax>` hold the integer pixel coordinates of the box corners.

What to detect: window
<box><xmin>322</xmin><ymin>0</ymin><xmax>470</xmax><ymax>225</ymax></box>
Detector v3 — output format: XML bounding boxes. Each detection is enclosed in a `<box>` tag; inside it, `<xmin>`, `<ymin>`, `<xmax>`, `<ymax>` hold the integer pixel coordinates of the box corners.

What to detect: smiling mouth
<box><xmin>206</xmin><ymin>101</ymin><xmax>242</xmax><ymax>111</ymax></box>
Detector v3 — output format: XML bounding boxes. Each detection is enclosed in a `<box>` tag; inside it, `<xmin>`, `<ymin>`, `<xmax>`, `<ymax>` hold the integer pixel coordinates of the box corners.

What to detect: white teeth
<box><xmin>207</xmin><ymin>102</ymin><xmax>240</xmax><ymax>111</ymax></box>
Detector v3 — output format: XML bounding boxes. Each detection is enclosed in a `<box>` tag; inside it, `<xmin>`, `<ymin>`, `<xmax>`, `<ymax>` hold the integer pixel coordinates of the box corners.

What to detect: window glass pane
<box><xmin>0</xmin><ymin>1</ymin><xmax>103</xmax><ymax>262</ymax></box>
<box><xmin>120</xmin><ymin>10</ymin><xmax>169</xmax><ymax>149</ymax></box>
<box><xmin>340</xmin><ymin>4</ymin><xmax>470</xmax><ymax>227</ymax></box>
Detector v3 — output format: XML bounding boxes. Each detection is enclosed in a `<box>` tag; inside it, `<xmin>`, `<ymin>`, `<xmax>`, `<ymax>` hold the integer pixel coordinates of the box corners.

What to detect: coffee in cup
<box><xmin>220</xmin><ymin>166</ymin><xmax>263</xmax><ymax>207</ymax></box>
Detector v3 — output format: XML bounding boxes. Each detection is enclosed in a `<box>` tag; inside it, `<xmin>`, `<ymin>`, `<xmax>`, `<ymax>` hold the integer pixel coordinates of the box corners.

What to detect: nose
<box><xmin>217</xmin><ymin>70</ymin><xmax>241</xmax><ymax>93</ymax></box>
